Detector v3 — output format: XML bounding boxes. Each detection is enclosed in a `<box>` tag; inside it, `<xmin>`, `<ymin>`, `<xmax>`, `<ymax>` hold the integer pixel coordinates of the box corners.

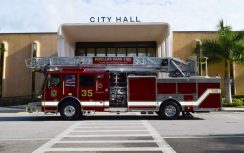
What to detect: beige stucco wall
<box><xmin>0</xmin><ymin>33</ymin><xmax>57</xmax><ymax>97</ymax></box>
<box><xmin>234</xmin><ymin>64</ymin><xmax>244</xmax><ymax>95</ymax></box>
<box><xmin>0</xmin><ymin>31</ymin><xmax>243</xmax><ymax>97</ymax></box>
<box><xmin>173</xmin><ymin>31</ymin><xmax>244</xmax><ymax>95</ymax></box>
<box><xmin>173</xmin><ymin>32</ymin><xmax>225</xmax><ymax>93</ymax></box>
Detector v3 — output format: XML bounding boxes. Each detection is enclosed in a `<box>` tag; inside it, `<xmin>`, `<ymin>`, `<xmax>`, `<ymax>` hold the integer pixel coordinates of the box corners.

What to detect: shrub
<box><xmin>222</xmin><ymin>97</ymin><xmax>243</xmax><ymax>107</ymax></box>
<box><xmin>232</xmin><ymin>98</ymin><xmax>243</xmax><ymax>107</ymax></box>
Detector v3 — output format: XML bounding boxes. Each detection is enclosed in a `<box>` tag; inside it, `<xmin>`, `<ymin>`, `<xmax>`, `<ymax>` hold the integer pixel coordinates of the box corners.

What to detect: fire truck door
<box><xmin>78</xmin><ymin>74</ymin><xmax>96</xmax><ymax>104</ymax></box>
<box><xmin>94</xmin><ymin>74</ymin><xmax>107</xmax><ymax>105</ymax></box>
<box><xmin>45</xmin><ymin>74</ymin><xmax>64</xmax><ymax>101</ymax></box>
<box><xmin>64</xmin><ymin>74</ymin><xmax>77</xmax><ymax>97</ymax></box>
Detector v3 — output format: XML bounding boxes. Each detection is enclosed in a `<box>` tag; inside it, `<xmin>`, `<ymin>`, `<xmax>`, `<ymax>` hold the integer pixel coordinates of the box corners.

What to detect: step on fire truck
<box><xmin>25</xmin><ymin>56</ymin><xmax>221</xmax><ymax>120</ymax></box>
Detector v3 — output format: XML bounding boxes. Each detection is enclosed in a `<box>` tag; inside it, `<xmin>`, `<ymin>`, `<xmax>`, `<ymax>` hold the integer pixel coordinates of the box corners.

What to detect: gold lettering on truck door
<box><xmin>81</xmin><ymin>90</ymin><xmax>93</xmax><ymax>97</ymax></box>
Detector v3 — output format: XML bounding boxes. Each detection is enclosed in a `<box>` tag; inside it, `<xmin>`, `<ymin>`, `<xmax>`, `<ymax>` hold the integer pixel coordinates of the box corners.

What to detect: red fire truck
<box><xmin>26</xmin><ymin>56</ymin><xmax>221</xmax><ymax>120</ymax></box>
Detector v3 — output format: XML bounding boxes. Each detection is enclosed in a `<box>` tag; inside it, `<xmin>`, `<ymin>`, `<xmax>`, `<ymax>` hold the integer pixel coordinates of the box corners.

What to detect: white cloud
<box><xmin>0</xmin><ymin>0</ymin><xmax>243</xmax><ymax>32</ymax></box>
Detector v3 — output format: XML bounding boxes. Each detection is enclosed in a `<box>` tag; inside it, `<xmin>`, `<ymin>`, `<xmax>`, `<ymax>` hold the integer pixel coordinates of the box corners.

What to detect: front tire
<box><xmin>159</xmin><ymin>101</ymin><xmax>180</xmax><ymax>119</ymax></box>
<box><xmin>60</xmin><ymin>101</ymin><xmax>81</xmax><ymax>120</ymax></box>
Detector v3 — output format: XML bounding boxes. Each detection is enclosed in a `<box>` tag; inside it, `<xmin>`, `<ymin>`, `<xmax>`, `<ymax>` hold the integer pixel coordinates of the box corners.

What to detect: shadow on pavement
<box><xmin>166</xmin><ymin>133</ymin><xmax>244</xmax><ymax>153</ymax></box>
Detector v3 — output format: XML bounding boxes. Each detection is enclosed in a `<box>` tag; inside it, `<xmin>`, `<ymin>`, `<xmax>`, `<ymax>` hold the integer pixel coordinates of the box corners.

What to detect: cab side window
<box><xmin>79</xmin><ymin>75</ymin><xmax>94</xmax><ymax>87</ymax></box>
<box><xmin>48</xmin><ymin>74</ymin><xmax>61</xmax><ymax>88</ymax></box>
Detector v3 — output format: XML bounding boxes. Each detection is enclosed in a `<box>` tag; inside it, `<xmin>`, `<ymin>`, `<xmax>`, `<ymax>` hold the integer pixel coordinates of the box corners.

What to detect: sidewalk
<box><xmin>0</xmin><ymin>105</ymin><xmax>26</xmax><ymax>113</ymax></box>
<box><xmin>221</xmin><ymin>107</ymin><xmax>244</xmax><ymax>112</ymax></box>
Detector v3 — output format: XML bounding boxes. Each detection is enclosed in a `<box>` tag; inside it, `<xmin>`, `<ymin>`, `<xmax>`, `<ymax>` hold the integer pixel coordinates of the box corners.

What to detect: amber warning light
<box><xmin>92</xmin><ymin>57</ymin><xmax>133</xmax><ymax>64</ymax></box>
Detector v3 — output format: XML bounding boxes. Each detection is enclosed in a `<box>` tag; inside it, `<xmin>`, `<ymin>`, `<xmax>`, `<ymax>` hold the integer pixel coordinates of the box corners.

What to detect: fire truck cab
<box><xmin>26</xmin><ymin>56</ymin><xmax>221</xmax><ymax>120</ymax></box>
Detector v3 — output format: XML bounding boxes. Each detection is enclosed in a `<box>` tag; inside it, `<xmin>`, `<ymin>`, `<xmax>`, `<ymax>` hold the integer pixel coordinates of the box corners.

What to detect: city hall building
<box><xmin>0</xmin><ymin>22</ymin><xmax>243</xmax><ymax>101</ymax></box>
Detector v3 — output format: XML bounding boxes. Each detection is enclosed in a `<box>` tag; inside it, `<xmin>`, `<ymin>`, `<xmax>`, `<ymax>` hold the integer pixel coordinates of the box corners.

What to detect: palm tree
<box><xmin>201</xmin><ymin>20</ymin><xmax>244</xmax><ymax>104</ymax></box>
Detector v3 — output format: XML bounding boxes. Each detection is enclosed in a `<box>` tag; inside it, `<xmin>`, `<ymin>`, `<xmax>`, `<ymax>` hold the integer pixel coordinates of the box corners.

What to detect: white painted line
<box><xmin>65</xmin><ymin>134</ymin><xmax>152</xmax><ymax>137</ymax></box>
<box><xmin>32</xmin><ymin>122</ymin><xmax>80</xmax><ymax>153</ymax></box>
<box><xmin>162</xmin><ymin>135</ymin><xmax>244</xmax><ymax>139</ymax></box>
<box><xmin>0</xmin><ymin>138</ymin><xmax>52</xmax><ymax>141</ymax></box>
<box><xmin>77</xmin><ymin>126</ymin><xmax>144</xmax><ymax>128</ymax></box>
<box><xmin>80</xmin><ymin>121</ymin><xmax>142</xmax><ymax>123</ymax></box>
<box><xmin>57</xmin><ymin>140</ymin><xmax>156</xmax><ymax>143</ymax></box>
<box><xmin>78</xmin><ymin>123</ymin><xmax>143</xmax><ymax>126</ymax></box>
<box><xmin>72</xmin><ymin>129</ymin><xmax>148</xmax><ymax>132</ymax></box>
<box><xmin>142</xmin><ymin>120</ymin><xmax>176</xmax><ymax>153</ymax></box>
<box><xmin>46</xmin><ymin>147</ymin><xmax>161</xmax><ymax>152</ymax></box>
<box><xmin>78</xmin><ymin>125</ymin><xmax>143</xmax><ymax>128</ymax></box>
<box><xmin>77</xmin><ymin>126</ymin><xmax>145</xmax><ymax>130</ymax></box>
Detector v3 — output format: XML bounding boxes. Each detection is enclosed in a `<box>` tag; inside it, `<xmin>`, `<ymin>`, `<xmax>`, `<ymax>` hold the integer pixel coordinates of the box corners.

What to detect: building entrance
<box><xmin>75</xmin><ymin>42</ymin><xmax>156</xmax><ymax>57</ymax></box>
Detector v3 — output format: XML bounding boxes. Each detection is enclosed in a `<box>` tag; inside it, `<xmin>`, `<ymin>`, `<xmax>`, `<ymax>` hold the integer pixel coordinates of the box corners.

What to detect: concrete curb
<box><xmin>221</xmin><ymin>107</ymin><xmax>244</xmax><ymax>112</ymax></box>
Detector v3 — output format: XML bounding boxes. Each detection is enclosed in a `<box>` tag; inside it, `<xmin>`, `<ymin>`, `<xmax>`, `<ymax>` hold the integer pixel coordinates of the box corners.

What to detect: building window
<box><xmin>147</xmin><ymin>48</ymin><xmax>156</xmax><ymax>57</ymax></box>
<box><xmin>75</xmin><ymin>42</ymin><xmax>156</xmax><ymax>57</ymax></box>
<box><xmin>96</xmin><ymin>48</ymin><xmax>106</xmax><ymax>57</ymax></box>
<box><xmin>107</xmin><ymin>48</ymin><xmax>116</xmax><ymax>57</ymax></box>
<box><xmin>87</xmin><ymin>48</ymin><xmax>95</xmax><ymax>57</ymax></box>
<box><xmin>138</xmin><ymin>48</ymin><xmax>146</xmax><ymax>57</ymax></box>
<box><xmin>127</xmin><ymin>48</ymin><xmax>137</xmax><ymax>57</ymax></box>
<box><xmin>117</xmin><ymin>48</ymin><xmax>126</xmax><ymax>57</ymax></box>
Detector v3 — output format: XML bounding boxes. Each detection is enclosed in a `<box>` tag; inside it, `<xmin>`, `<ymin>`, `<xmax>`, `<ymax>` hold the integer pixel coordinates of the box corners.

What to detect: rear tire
<box><xmin>159</xmin><ymin>101</ymin><xmax>180</xmax><ymax>119</ymax></box>
<box><xmin>60</xmin><ymin>101</ymin><xmax>81</xmax><ymax>120</ymax></box>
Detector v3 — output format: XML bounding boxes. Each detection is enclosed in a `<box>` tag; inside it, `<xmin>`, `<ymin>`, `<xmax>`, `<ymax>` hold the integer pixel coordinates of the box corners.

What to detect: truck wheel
<box><xmin>60</xmin><ymin>102</ymin><xmax>81</xmax><ymax>120</ymax></box>
<box><xmin>159</xmin><ymin>101</ymin><xmax>180</xmax><ymax>119</ymax></box>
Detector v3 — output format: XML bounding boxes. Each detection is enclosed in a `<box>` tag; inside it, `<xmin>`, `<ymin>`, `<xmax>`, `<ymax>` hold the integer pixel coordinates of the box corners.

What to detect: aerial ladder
<box><xmin>25</xmin><ymin>56</ymin><xmax>198</xmax><ymax>77</ymax></box>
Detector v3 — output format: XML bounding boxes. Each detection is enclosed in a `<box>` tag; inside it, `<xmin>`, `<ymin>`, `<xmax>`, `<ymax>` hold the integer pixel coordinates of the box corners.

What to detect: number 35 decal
<box><xmin>81</xmin><ymin>90</ymin><xmax>93</xmax><ymax>97</ymax></box>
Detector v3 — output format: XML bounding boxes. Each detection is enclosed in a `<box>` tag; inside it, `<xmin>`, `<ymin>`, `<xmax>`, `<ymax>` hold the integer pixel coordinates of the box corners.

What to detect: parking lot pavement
<box><xmin>0</xmin><ymin>111</ymin><xmax>244</xmax><ymax>153</ymax></box>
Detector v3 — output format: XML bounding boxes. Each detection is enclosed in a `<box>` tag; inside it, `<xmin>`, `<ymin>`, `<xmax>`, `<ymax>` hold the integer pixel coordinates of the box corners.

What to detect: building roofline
<box><xmin>0</xmin><ymin>32</ymin><xmax>57</xmax><ymax>35</ymax></box>
<box><xmin>59</xmin><ymin>22</ymin><xmax>169</xmax><ymax>26</ymax></box>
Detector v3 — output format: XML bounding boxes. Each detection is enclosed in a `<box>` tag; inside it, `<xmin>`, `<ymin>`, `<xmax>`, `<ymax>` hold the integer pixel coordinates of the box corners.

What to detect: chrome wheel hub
<box><xmin>164</xmin><ymin>105</ymin><xmax>177</xmax><ymax>117</ymax></box>
<box><xmin>64</xmin><ymin>105</ymin><xmax>76</xmax><ymax>117</ymax></box>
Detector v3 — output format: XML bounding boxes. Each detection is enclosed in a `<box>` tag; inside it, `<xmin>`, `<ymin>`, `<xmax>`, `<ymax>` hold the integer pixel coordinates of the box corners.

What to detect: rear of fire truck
<box><xmin>25</xmin><ymin>56</ymin><xmax>221</xmax><ymax>120</ymax></box>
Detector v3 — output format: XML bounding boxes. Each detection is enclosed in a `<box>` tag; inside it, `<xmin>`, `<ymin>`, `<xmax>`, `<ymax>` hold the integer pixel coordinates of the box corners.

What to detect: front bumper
<box><xmin>26</xmin><ymin>102</ymin><xmax>42</xmax><ymax>113</ymax></box>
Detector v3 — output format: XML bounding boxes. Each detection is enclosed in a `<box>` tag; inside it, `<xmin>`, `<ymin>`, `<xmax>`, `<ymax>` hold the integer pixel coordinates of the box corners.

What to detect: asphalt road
<box><xmin>0</xmin><ymin>111</ymin><xmax>243</xmax><ymax>153</ymax></box>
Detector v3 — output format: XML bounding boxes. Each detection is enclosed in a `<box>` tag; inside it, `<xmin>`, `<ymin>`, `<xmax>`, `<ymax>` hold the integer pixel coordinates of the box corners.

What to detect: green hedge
<box><xmin>222</xmin><ymin>97</ymin><xmax>244</xmax><ymax>107</ymax></box>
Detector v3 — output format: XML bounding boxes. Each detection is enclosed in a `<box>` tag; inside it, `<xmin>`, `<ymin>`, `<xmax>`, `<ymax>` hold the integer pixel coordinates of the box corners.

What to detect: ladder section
<box><xmin>25</xmin><ymin>56</ymin><xmax>197</xmax><ymax>76</ymax></box>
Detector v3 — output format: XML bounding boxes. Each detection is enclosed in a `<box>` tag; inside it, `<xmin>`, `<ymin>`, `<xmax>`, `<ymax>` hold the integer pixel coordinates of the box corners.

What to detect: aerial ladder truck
<box><xmin>25</xmin><ymin>56</ymin><xmax>221</xmax><ymax>120</ymax></box>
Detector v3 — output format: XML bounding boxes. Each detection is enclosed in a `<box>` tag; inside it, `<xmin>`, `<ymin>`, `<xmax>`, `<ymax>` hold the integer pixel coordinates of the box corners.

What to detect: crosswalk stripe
<box><xmin>56</xmin><ymin>140</ymin><xmax>157</xmax><ymax>143</ymax></box>
<box><xmin>65</xmin><ymin>134</ymin><xmax>152</xmax><ymax>137</ymax></box>
<box><xmin>45</xmin><ymin>147</ymin><xmax>161</xmax><ymax>152</ymax></box>
<box><xmin>142</xmin><ymin>120</ymin><xmax>176</xmax><ymax>153</ymax></box>
<box><xmin>72</xmin><ymin>129</ymin><xmax>147</xmax><ymax>132</ymax></box>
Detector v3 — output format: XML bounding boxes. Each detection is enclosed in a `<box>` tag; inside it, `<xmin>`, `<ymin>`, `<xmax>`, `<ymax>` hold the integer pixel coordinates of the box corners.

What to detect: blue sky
<box><xmin>0</xmin><ymin>0</ymin><xmax>243</xmax><ymax>32</ymax></box>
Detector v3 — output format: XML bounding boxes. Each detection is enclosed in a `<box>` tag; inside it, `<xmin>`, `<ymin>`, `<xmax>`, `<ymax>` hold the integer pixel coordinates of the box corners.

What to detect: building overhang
<box><xmin>57</xmin><ymin>22</ymin><xmax>171</xmax><ymax>57</ymax></box>
<box><xmin>58</xmin><ymin>22</ymin><xmax>170</xmax><ymax>44</ymax></box>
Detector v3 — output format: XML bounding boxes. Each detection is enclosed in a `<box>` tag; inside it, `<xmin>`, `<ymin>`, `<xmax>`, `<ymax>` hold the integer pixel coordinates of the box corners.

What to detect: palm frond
<box><xmin>232</xmin><ymin>31</ymin><xmax>244</xmax><ymax>42</ymax></box>
<box><xmin>202</xmin><ymin>39</ymin><xmax>222</xmax><ymax>64</ymax></box>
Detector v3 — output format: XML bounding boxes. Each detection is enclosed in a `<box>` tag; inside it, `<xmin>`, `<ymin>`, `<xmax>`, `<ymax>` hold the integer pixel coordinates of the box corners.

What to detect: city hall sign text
<box><xmin>90</xmin><ymin>16</ymin><xmax>141</xmax><ymax>23</ymax></box>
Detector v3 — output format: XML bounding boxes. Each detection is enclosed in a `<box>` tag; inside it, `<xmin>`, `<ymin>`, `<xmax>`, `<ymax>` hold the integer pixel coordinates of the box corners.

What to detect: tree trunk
<box><xmin>224</xmin><ymin>60</ymin><xmax>232</xmax><ymax>104</ymax></box>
